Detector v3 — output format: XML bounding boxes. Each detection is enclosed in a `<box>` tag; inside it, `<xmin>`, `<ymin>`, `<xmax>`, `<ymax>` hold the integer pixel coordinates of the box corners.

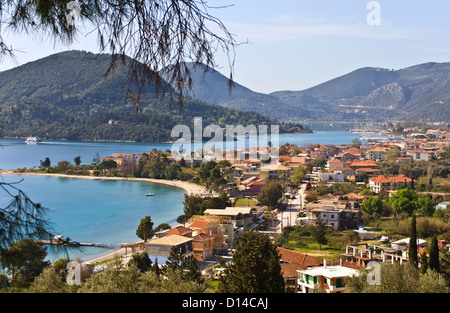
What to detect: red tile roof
<box><xmin>370</xmin><ymin>175</ymin><xmax>414</xmax><ymax>183</ymax></box>
<box><xmin>332</xmin><ymin>167</ymin><xmax>354</xmax><ymax>171</ymax></box>
<box><xmin>277</xmin><ymin>247</ymin><xmax>322</xmax><ymax>267</ymax></box>
<box><xmin>166</xmin><ymin>225</ymin><xmax>193</xmax><ymax>236</ymax></box>
<box><xmin>192</xmin><ymin>233</ymin><xmax>212</xmax><ymax>241</ymax></box>
<box><xmin>280</xmin><ymin>262</ymin><xmax>306</xmax><ymax>277</ymax></box>
<box><xmin>355</xmin><ymin>167</ymin><xmax>382</xmax><ymax>172</ymax></box>
<box><xmin>189</xmin><ymin>220</ymin><xmax>214</xmax><ymax>229</ymax></box>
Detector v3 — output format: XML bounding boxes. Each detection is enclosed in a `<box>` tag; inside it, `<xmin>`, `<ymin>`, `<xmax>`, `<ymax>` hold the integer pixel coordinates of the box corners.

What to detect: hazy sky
<box><xmin>1</xmin><ymin>0</ymin><xmax>450</xmax><ymax>94</ymax></box>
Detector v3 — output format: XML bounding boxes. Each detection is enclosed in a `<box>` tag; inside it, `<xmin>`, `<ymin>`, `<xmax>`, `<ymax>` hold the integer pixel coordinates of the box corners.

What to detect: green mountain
<box><xmin>161</xmin><ymin>62</ymin><xmax>308</xmax><ymax>120</ymax></box>
<box><xmin>171</xmin><ymin>61</ymin><xmax>450</xmax><ymax>123</ymax></box>
<box><xmin>0</xmin><ymin>51</ymin><xmax>309</xmax><ymax>142</ymax></box>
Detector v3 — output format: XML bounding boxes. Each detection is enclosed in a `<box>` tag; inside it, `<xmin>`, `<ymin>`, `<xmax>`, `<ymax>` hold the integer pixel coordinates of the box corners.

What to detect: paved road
<box><xmin>280</xmin><ymin>184</ymin><xmax>305</xmax><ymax>228</ymax></box>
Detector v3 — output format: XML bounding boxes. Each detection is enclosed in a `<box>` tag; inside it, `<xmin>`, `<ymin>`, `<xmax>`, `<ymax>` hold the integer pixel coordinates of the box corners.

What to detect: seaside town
<box><xmin>4</xmin><ymin>123</ymin><xmax>449</xmax><ymax>294</ymax></box>
<box><xmin>1</xmin><ymin>0</ymin><xmax>450</xmax><ymax>308</ymax></box>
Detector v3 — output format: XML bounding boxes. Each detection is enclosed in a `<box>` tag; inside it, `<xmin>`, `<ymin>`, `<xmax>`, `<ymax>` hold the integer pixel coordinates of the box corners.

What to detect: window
<box><xmin>323</xmin><ymin>277</ymin><xmax>328</xmax><ymax>285</ymax></box>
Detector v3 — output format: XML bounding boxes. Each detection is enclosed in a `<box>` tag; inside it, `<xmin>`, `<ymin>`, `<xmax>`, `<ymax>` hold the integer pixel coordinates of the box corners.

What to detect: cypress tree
<box><xmin>312</xmin><ymin>217</ymin><xmax>329</xmax><ymax>250</ymax></box>
<box><xmin>429</xmin><ymin>235</ymin><xmax>440</xmax><ymax>272</ymax></box>
<box><xmin>185</xmin><ymin>258</ymin><xmax>204</xmax><ymax>284</ymax></box>
<box><xmin>165</xmin><ymin>246</ymin><xmax>184</xmax><ymax>271</ymax></box>
<box><xmin>408</xmin><ymin>215</ymin><xmax>418</xmax><ymax>268</ymax></box>
<box><xmin>420</xmin><ymin>252</ymin><xmax>428</xmax><ymax>274</ymax></box>
<box><xmin>153</xmin><ymin>257</ymin><xmax>161</xmax><ymax>278</ymax></box>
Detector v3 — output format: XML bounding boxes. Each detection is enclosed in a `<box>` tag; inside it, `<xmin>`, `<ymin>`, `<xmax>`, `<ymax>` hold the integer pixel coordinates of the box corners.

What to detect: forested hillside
<box><xmin>0</xmin><ymin>51</ymin><xmax>309</xmax><ymax>142</ymax></box>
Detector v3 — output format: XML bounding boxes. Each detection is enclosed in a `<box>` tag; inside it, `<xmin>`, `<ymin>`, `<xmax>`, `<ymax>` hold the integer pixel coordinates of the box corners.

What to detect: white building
<box><xmin>297</xmin><ymin>260</ymin><xmax>359</xmax><ymax>293</ymax></box>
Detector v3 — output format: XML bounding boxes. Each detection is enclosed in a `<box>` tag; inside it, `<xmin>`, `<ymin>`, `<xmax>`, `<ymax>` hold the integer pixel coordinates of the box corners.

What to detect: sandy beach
<box><xmin>0</xmin><ymin>171</ymin><xmax>206</xmax><ymax>195</ymax></box>
<box><xmin>1</xmin><ymin>171</ymin><xmax>206</xmax><ymax>264</ymax></box>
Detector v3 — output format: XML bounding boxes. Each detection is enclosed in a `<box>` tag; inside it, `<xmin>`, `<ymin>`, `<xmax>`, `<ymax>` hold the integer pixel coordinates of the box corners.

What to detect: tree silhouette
<box><xmin>0</xmin><ymin>0</ymin><xmax>237</xmax><ymax>113</ymax></box>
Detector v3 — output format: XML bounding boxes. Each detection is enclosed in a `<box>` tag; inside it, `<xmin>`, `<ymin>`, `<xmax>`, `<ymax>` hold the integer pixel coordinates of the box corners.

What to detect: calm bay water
<box><xmin>0</xmin><ymin>131</ymin><xmax>360</xmax><ymax>170</ymax></box>
<box><xmin>0</xmin><ymin>131</ymin><xmax>360</xmax><ymax>262</ymax></box>
<box><xmin>0</xmin><ymin>174</ymin><xmax>185</xmax><ymax>262</ymax></box>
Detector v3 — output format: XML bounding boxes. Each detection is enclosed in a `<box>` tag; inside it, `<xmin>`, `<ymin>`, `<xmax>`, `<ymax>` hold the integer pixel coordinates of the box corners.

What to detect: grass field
<box><xmin>234</xmin><ymin>198</ymin><xmax>259</xmax><ymax>207</ymax></box>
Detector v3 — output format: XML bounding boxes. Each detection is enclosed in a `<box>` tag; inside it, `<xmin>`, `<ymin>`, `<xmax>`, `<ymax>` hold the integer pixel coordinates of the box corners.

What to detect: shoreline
<box><xmin>0</xmin><ymin>171</ymin><xmax>206</xmax><ymax>264</ymax></box>
<box><xmin>0</xmin><ymin>171</ymin><xmax>206</xmax><ymax>196</ymax></box>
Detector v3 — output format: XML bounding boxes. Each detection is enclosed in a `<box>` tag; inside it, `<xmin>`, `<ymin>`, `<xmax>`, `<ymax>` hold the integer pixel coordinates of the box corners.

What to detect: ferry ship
<box><xmin>25</xmin><ymin>136</ymin><xmax>41</xmax><ymax>144</ymax></box>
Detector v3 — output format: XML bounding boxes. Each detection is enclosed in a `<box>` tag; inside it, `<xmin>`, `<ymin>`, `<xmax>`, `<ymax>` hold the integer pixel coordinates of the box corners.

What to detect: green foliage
<box><xmin>179</xmin><ymin>192</ymin><xmax>230</xmax><ymax>222</ymax></box>
<box><xmin>184</xmin><ymin>258</ymin><xmax>204</xmax><ymax>285</ymax></box>
<box><xmin>257</xmin><ymin>182</ymin><xmax>283</xmax><ymax>208</ymax></box>
<box><xmin>387</xmin><ymin>188</ymin><xmax>418</xmax><ymax>216</ymax></box>
<box><xmin>136</xmin><ymin>216</ymin><xmax>154</xmax><ymax>242</ymax></box>
<box><xmin>0</xmin><ymin>238</ymin><xmax>50</xmax><ymax>283</ymax></box>
<box><xmin>128</xmin><ymin>252</ymin><xmax>153</xmax><ymax>273</ymax></box>
<box><xmin>409</xmin><ymin>215</ymin><xmax>418</xmax><ymax>268</ymax></box>
<box><xmin>165</xmin><ymin>246</ymin><xmax>185</xmax><ymax>271</ymax></box>
<box><xmin>291</xmin><ymin>166</ymin><xmax>306</xmax><ymax>185</ymax></box>
<box><xmin>219</xmin><ymin>231</ymin><xmax>284</xmax><ymax>293</ymax></box>
<box><xmin>311</xmin><ymin>217</ymin><xmax>330</xmax><ymax>250</ymax></box>
<box><xmin>40</xmin><ymin>157</ymin><xmax>51</xmax><ymax>168</ymax></box>
<box><xmin>28</xmin><ymin>267</ymin><xmax>71</xmax><ymax>293</ymax></box>
<box><xmin>155</xmin><ymin>223</ymin><xmax>171</xmax><ymax>232</ymax></box>
<box><xmin>361</xmin><ymin>197</ymin><xmax>383</xmax><ymax>215</ymax></box>
<box><xmin>346</xmin><ymin>263</ymin><xmax>449</xmax><ymax>293</ymax></box>
<box><xmin>429</xmin><ymin>235</ymin><xmax>440</xmax><ymax>272</ymax></box>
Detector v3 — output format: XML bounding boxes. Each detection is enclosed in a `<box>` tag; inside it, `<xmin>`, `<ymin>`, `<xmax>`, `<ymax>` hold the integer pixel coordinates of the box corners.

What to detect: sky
<box><xmin>1</xmin><ymin>0</ymin><xmax>450</xmax><ymax>94</ymax></box>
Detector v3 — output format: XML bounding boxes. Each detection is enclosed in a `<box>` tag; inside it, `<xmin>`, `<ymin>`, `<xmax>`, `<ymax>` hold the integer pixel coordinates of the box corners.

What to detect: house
<box><xmin>348</xmin><ymin>160</ymin><xmax>379</xmax><ymax>171</ymax></box>
<box><xmin>320</xmin><ymin>171</ymin><xmax>344</xmax><ymax>183</ymax></box>
<box><xmin>404</xmin><ymin>149</ymin><xmax>436</xmax><ymax>161</ymax></box>
<box><xmin>337</xmin><ymin>193</ymin><xmax>369</xmax><ymax>209</ymax></box>
<box><xmin>365</xmin><ymin>146</ymin><xmax>389</xmax><ymax>161</ymax></box>
<box><xmin>297</xmin><ymin>259</ymin><xmax>359</xmax><ymax>293</ymax></box>
<box><xmin>259</xmin><ymin>163</ymin><xmax>292</xmax><ymax>183</ymax></box>
<box><xmin>245</xmin><ymin>178</ymin><xmax>265</xmax><ymax>195</ymax></box>
<box><xmin>327</xmin><ymin>159</ymin><xmax>347</xmax><ymax>170</ymax></box>
<box><xmin>369</xmin><ymin>175</ymin><xmax>415</xmax><ymax>193</ymax></box>
<box><xmin>277</xmin><ymin>247</ymin><xmax>323</xmax><ymax>293</ymax></box>
<box><xmin>331</xmin><ymin>167</ymin><xmax>355</xmax><ymax>178</ymax></box>
<box><xmin>304</xmin><ymin>201</ymin><xmax>361</xmax><ymax>231</ymax></box>
<box><xmin>190</xmin><ymin>207</ymin><xmax>258</xmax><ymax>248</ymax></box>
<box><xmin>188</xmin><ymin>220</ymin><xmax>228</xmax><ymax>255</ymax></box>
<box><xmin>145</xmin><ymin>234</ymin><xmax>193</xmax><ymax>263</ymax></box>
<box><xmin>192</xmin><ymin>233</ymin><xmax>214</xmax><ymax>261</ymax></box>
<box><xmin>239</xmin><ymin>176</ymin><xmax>265</xmax><ymax>195</ymax></box>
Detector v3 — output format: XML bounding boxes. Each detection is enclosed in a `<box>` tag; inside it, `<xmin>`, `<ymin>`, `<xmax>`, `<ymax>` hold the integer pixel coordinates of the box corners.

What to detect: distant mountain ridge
<box><xmin>0</xmin><ymin>51</ymin><xmax>309</xmax><ymax>143</ymax></box>
<box><xmin>169</xmin><ymin>62</ymin><xmax>450</xmax><ymax>123</ymax></box>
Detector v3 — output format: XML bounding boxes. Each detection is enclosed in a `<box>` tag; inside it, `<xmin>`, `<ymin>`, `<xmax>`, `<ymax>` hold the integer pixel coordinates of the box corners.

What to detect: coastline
<box><xmin>0</xmin><ymin>171</ymin><xmax>206</xmax><ymax>196</ymax></box>
<box><xmin>0</xmin><ymin>171</ymin><xmax>206</xmax><ymax>264</ymax></box>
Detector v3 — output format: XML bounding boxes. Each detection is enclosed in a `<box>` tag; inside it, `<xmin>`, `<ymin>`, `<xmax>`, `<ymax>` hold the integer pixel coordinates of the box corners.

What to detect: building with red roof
<box><xmin>369</xmin><ymin>175</ymin><xmax>415</xmax><ymax>193</ymax></box>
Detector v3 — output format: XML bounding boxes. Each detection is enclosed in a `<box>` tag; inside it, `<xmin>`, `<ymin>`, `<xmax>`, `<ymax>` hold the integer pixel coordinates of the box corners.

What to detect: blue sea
<box><xmin>0</xmin><ymin>174</ymin><xmax>185</xmax><ymax>262</ymax></box>
<box><xmin>0</xmin><ymin>131</ymin><xmax>361</xmax><ymax>262</ymax></box>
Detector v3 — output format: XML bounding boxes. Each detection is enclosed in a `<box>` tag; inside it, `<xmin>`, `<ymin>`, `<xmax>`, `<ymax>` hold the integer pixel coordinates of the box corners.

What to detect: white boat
<box><xmin>145</xmin><ymin>193</ymin><xmax>155</xmax><ymax>197</ymax></box>
<box><xmin>25</xmin><ymin>136</ymin><xmax>41</xmax><ymax>144</ymax></box>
